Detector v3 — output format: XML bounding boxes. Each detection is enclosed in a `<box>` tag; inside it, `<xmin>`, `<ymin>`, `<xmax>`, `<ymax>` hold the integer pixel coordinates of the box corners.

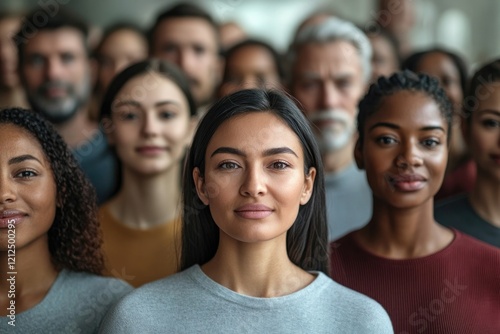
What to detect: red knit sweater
<box><xmin>330</xmin><ymin>230</ymin><xmax>500</xmax><ymax>334</ymax></box>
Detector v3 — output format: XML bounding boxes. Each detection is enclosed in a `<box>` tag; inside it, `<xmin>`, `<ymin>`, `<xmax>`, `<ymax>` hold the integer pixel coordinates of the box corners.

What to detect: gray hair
<box><xmin>288</xmin><ymin>17</ymin><xmax>372</xmax><ymax>83</ymax></box>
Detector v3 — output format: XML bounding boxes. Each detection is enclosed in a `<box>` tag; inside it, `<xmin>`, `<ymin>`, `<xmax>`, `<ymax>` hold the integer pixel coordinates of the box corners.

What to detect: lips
<box><xmin>0</xmin><ymin>210</ymin><xmax>27</xmax><ymax>228</ymax></box>
<box><xmin>234</xmin><ymin>204</ymin><xmax>274</xmax><ymax>220</ymax></box>
<box><xmin>136</xmin><ymin>146</ymin><xmax>167</xmax><ymax>155</ymax></box>
<box><xmin>387</xmin><ymin>173</ymin><xmax>427</xmax><ymax>192</ymax></box>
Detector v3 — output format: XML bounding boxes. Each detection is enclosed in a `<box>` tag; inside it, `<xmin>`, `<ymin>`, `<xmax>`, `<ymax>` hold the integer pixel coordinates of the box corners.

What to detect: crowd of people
<box><xmin>0</xmin><ymin>1</ymin><xmax>499</xmax><ymax>333</ymax></box>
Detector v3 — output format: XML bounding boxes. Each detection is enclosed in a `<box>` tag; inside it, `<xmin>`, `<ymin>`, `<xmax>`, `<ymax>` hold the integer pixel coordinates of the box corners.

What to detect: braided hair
<box><xmin>357</xmin><ymin>70</ymin><xmax>453</xmax><ymax>145</ymax></box>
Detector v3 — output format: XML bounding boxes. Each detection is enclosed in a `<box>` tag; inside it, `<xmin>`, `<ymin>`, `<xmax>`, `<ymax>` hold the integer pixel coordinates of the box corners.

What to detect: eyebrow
<box><xmin>113</xmin><ymin>100</ymin><xmax>181</xmax><ymax>109</ymax></box>
<box><xmin>210</xmin><ymin>146</ymin><xmax>298</xmax><ymax>158</ymax></box>
<box><xmin>368</xmin><ymin>122</ymin><xmax>446</xmax><ymax>133</ymax></box>
<box><xmin>478</xmin><ymin>109</ymin><xmax>500</xmax><ymax>117</ymax></box>
<box><xmin>8</xmin><ymin>154</ymin><xmax>42</xmax><ymax>165</ymax></box>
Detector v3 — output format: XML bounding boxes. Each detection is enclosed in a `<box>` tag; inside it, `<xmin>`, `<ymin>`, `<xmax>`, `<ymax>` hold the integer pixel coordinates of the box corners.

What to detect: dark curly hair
<box><xmin>0</xmin><ymin>108</ymin><xmax>104</xmax><ymax>274</ymax></box>
<box><xmin>358</xmin><ymin>70</ymin><xmax>453</xmax><ymax>145</ymax></box>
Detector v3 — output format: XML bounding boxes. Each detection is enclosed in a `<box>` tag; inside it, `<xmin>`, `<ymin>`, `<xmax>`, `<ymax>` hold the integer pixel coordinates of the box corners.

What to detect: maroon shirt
<box><xmin>330</xmin><ymin>230</ymin><xmax>500</xmax><ymax>334</ymax></box>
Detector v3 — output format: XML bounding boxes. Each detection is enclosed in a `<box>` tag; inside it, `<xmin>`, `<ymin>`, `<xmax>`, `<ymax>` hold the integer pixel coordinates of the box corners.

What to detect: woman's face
<box><xmin>194</xmin><ymin>112</ymin><xmax>315</xmax><ymax>244</ymax></box>
<box><xmin>356</xmin><ymin>91</ymin><xmax>448</xmax><ymax>209</ymax></box>
<box><xmin>109</xmin><ymin>73</ymin><xmax>193</xmax><ymax>176</ymax></box>
<box><xmin>0</xmin><ymin>124</ymin><xmax>57</xmax><ymax>251</ymax></box>
<box><xmin>97</xmin><ymin>29</ymin><xmax>147</xmax><ymax>93</ymax></box>
<box><xmin>416</xmin><ymin>52</ymin><xmax>463</xmax><ymax>109</ymax></box>
<box><xmin>467</xmin><ymin>83</ymin><xmax>500</xmax><ymax>181</ymax></box>
<box><xmin>218</xmin><ymin>45</ymin><xmax>281</xmax><ymax>97</ymax></box>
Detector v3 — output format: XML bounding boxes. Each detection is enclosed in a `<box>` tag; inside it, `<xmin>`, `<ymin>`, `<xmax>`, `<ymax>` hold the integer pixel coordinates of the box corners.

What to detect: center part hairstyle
<box><xmin>181</xmin><ymin>89</ymin><xmax>329</xmax><ymax>274</ymax></box>
<box><xmin>288</xmin><ymin>16</ymin><xmax>372</xmax><ymax>83</ymax></box>
<box><xmin>0</xmin><ymin>108</ymin><xmax>103</xmax><ymax>274</ymax></box>
<box><xmin>357</xmin><ymin>70</ymin><xmax>453</xmax><ymax>145</ymax></box>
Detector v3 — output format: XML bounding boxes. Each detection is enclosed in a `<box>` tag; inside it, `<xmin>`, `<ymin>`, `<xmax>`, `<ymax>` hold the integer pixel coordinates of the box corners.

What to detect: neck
<box><xmin>201</xmin><ymin>232</ymin><xmax>313</xmax><ymax>298</ymax></box>
<box><xmin>0</xmin><ymin>236</ymin><xmax>58</xmax><ymax>315</ymax></box>
<box><xmin>54</xmin><ymin>106</ymin><xmax>97</xmax><ymax>148</ymax></box>
<box><xmin>322</xmin><ymin>141</ymin><xmax>355</xmax><ymax>173</ymax></box>
<box><xmin>110</xmin><ymin>163</ymin><xmax>182</xmax><ymax>229</ymax></box>
<box><xmin>0</xmin><ymin>85</ymin><xmax>27</xmax><ymax>108</ymax></box>
<box><xmin>469</xmin><ymin>173</ymin><xmax>500</xmax><ymax>227</ymax></box>
<box><xmin>355</xmin><ymin>197</ymin><xmax>454</xmax><ymax>259</ymax></box>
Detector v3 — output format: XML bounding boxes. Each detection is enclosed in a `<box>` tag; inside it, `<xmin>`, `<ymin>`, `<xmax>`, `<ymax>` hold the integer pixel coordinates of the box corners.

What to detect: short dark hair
<box><xmin>463</xmin><ymin>58</ymin><xmax>500</xmax><ymax>122</ymax></box>
<box><xmin>148</xmin><ymin>3</ymin><xmax>220</xmax><ymax>55</ymax></box>
<box><xmin>0</xmin><ymin>108</ymin><xmax>103</xmax><ymax>274</ymax></box>
<box><xmin>181</xmin><ymin>89</ymin><xmax>329</xmax><ymax>275</ymax></box>
<box><xmin>99</xmin><ymin>58</ymin><xmax>197</xmax><ymax>121</ymax></box>
<box><xmin>401</xmin><ymin>47</ymin><xmax>468</xmax><ymax>98</ymax></box>
<box><xmin>358</xmin><ymin>70</ymin><xmax>453</xmax><ymax>145</ymax></box>
<box><xmin>13</xmin><ymin>8</ymin><xmax>89</xmax><ymax>65</ymax></box>
<box><xmin>223</xmin><ymin>39</ymin><xmax>285</xmax><ymax>80</ymax></box>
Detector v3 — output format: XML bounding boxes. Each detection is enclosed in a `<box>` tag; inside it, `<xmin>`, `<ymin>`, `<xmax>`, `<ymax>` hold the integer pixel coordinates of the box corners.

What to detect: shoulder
<box><xmin>318</xmin><ymin>274</ymin><xmax>393</xmax><ymax>332</ymax></box>
<box><xmin>60</xmin><ymin>270</ymin><xmax>133</xmax><ymax>300</ymax></box>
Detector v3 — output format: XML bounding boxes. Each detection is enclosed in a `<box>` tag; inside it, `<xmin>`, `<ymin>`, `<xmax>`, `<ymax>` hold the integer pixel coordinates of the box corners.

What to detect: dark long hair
<box><xmin>0</xmin><ymin>108</ymin><xmax>104</xmax><ymax>274</ymax></box>
<box><xmin>181</xmin><ymin>89</ymin><xmax>329</xmax><ymax>274</ymax></box>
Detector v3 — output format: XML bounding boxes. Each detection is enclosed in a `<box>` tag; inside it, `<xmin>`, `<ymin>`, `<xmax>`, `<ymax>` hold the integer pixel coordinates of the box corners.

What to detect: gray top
<box><xmin>100</xmin><ymin>265</ymin><xmax>393</xmax><ymax>334</ymax></box>
<box><xmin>0</xmin><ymin>270</ymin><xmax>132</xmax><ymax>334</ymax></box>
<box><xmin>435</xmin><ymin>194</ymin><xmax>500</xmax><ymax>248</ymax></box>
<box><xmin>325</xmin><ymin>163</ymin><xmax>372</xmax><ymax>241</ymax></box>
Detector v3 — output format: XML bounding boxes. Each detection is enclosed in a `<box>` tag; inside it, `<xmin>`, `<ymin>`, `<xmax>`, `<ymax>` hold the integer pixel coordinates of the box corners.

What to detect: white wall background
<box><xmin>1</xmin><ymin>0</ymin><xmax>499</xmax><ymax>67</ymax></box>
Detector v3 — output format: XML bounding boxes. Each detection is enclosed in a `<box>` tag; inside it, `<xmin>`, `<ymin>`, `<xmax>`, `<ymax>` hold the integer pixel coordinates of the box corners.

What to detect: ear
<box><xmin>193</xmin><ymin>167</ymin><xmax>209</xmax><ymax>205</ymax></box>
<box><xmin>354</xmin><ymin>138</ymin><xmax>364</xmax><ymax>170</ymax></box>
<box><xmin>300</xmin><ymin>167</ymin><xmax>316</xmax><ymax>205</ymax></box>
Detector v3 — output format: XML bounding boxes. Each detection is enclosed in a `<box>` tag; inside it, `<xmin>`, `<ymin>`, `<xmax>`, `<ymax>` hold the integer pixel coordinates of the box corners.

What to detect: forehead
<box><xmin>228</xmin><ymin>46</ymin><xmax>275</xmax><ymax>68</ymax></box>
<box><xmin>155</xmin><ymin>18</ymin><xmax>218</xmax><ymax>46</ymax></box>
<box><xmin>116</xmin><ymin>73</ymin><xmax>187</xmax><ymax>104</ymax></box>
<box><xmin>293</xmin><ymin>40</ymin><xmax>363</xmax><ymax>76</ymax></box>
<box><xmin>416</xmin><ymin>53</ymin><xmax>458</xmax><ymax>76</ymax></box>
<box><xmin>24</xmin><ymin>27</ymin><xmax>86</xmax><ymax>55</ymax></box>
<box><xmin>0</xmin><ymin>123</ymin><xmax>46</xmax><ymax>160</ymax></box>
<box><xmin>207</xmin><ymin>112</ymin><xmax>303</xmax><ymax>156</ymax></box>
<box><xmin>368</xmin><ymin>90</ymin><xmax>446</xmax><ymax>127</ymax></box>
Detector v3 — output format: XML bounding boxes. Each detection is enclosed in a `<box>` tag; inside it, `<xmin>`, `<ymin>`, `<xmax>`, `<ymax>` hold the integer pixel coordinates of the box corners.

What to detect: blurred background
<box><xmin>1</xmin><ymin>0</ymin><xmax>498</xmax><ymax>67</ymax></box>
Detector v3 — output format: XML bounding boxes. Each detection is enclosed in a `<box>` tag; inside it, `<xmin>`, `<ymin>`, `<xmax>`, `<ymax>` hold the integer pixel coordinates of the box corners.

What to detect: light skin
<box><xmin>193</xmin><ymin>112</ymin><xmax>316</xmax><ymax>297</ymax></box>
<box><xmin>354</xmin><ymin>91</ymin><xmax>454</xmax><ymax>259</ymax></box>
<box><xmin>151</xmin><ymin>18</ymin><xmax>222</xmax><ymax>108</ymax></box>
<box><xmin>0</xmin><ymin>124</ymin><xmax>58</xmax><ymax>315</ymax></box>
<box><xmin>0</xmin><ymin>17</ymin><xmax>26</xmax><ymax>107</ymax></box>
<box><xmin>415</xmin><ymin>52</ymin><xmax>467</xmax><ymax>171</ymax></box>
<box><xmin>20</xmin><ymin>28</ymin><xmax>97</xmax><ymax>148</ymax></box>
<box><xmin>465</xmin><ymin>84</ymin><xmax>500</xmax><ymax>227</ymax></box>
<box><xmin>291</xmin><ymin>40</ymin><xmax>366</xmax><ymax>173</ymax></box>
<box><xmin>219</xmin><ymin>45</ymin><xmax>281</xmax><ymax>97</ymax></box>
<box><xmin>106</xmin><ymin>73</ymin><xmax>195</xmax><ymax>229</ymax></box>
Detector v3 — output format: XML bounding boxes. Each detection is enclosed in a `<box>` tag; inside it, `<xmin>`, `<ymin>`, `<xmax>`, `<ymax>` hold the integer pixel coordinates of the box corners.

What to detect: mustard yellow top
<box><xmin>98</xmin><ymin>203</ymin><xmax>181</xmax><ymax>287</ymax></box>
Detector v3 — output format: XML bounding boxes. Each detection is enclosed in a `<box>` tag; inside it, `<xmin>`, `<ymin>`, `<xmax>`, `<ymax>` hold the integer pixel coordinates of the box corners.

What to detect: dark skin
<box><xmin>353</xmin><ymin>91</ymin><xmax>454</xmax><ymax>259</ymax></box>
<box><xmin>0</xmin><ymin>125</ymin><xmax>58</xmax><ymax>315</ymax></box>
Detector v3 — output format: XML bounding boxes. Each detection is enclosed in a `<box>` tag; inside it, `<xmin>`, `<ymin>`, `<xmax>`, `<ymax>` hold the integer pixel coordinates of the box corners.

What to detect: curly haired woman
<box><xmin>0</xmin><ymin>108</ymin><xmax>132</xmax><ymax>333</ymax></box>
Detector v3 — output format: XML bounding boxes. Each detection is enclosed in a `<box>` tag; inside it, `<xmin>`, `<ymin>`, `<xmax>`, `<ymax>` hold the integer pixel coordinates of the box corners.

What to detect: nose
<box><xmin>320</xmin><ymin>81</ymin><xmax>341</xmax><ymax>110</ymax></box>
<box><xmin>178</xmin><ymin>49</ymin><xmax>197</xmax><ymax>74</ymax></box>
<box><xmin>239</xmin><ymin>165</ymin><xmax>267</xmax><ymax>197</ymax></box>
<box><xmin>396</xmin><ymin>141</ymin><xmax>423</xmax><ymax>169</ymax></box>
<box><xmin>46</xmin><ymin>58</ymin><xmax>64</xmax><ymax>80</ymax></box>
<box><xmin>0</xmin><ymin>176</ymin><xmax>16</xmax><ymax>204</ymax></box>
<box><xmin>141</xmin><ymin>113</ymin><xmax>160</xmax><ymax>138</ymax></box>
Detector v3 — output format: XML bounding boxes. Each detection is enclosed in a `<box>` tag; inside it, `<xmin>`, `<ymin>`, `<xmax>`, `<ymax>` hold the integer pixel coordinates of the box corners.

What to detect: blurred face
<box><xmin>219</xmin><ymin>45</ymin><xmax>281</xmax><ymax>97</ymax></box>
<box><xmin>194</xmin><ymin>112</ymin><xmax>315</xmax><ymax>244</ymax></box>
<box><xmin>109</xmin><ymin>73</ymin><xmax>193</xmax><ymax>176</ymax></box>
<box><xmin>151</xmin><ymin>18</ymin><xmax>221</xmax><ymax>107</ymax></box>
<box><xmin>21</xmin><ymin>28</ymin><xmax>91</xmax><ymax>124</ymax></box>
<box><xmin>96</xmin><ymin>29</ymin><xmax>147</xmax><ymax>94</ymax></box>
<box><xmin>369</xmin><ymin>35</ymin><xmax>399</xmax><ymax>83</ymax></box>
<box><xmin>356</xmin><ymin>91</ymin><xmax>448</xmax><ymax>209</ymax></box>
<box><xmin>291</xmin><ymin>40</ymin><xmax>366</xmax><ymax>153</ymax></box>
<box><xmin>415</xmin><ymin>52</ymin><xmax>463</xmax><ymax>110</ymax></box>
<box><xmin>0</xmin><ymin>17</ymin><xmax>21</xmax><ymax>89</ymax></box>
<box><xmin>467</xmin><ymin>84</ymin><xmax>500</xmax><ymax>181</ymax></box>
<box><xmin>0</xmin><ymin>124</ymin><xmax>57</xmax><ymax>252</ymax></box>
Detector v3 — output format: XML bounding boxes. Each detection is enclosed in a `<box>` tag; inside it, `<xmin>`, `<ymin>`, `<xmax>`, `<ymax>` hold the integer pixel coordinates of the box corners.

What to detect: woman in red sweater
<box><xmin>329</xmin><ymin>70</ymin><xmax>500</xmax><ymax>333</ymax></box>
